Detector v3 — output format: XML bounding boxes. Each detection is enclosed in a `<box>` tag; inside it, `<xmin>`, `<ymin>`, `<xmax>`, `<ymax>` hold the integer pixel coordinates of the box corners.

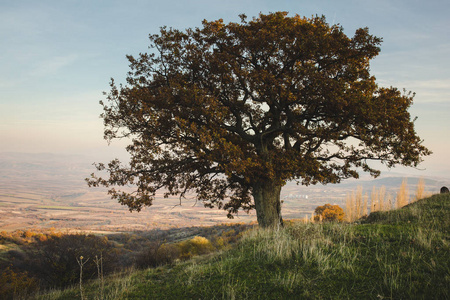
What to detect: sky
<box><xmin>1</xmin><ymin>0</ymin><xmax>449</xmax><ymax>178</ymax></box>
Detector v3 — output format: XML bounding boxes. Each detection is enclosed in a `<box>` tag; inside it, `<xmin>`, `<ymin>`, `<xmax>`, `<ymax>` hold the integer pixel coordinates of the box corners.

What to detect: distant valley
<box><xmin>0</xmin><ymin>152</ymin><xmax>447</xmax><ymax>232</ymax></box>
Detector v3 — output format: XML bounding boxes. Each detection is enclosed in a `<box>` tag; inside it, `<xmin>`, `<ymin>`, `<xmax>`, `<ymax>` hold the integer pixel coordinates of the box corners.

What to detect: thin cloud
<box><xmin>0</xmin><ymin>54</ymin><xmax>79</xmax><ymax>88</ymax></box>
<box><xmin>375</xmin><ymin>78</ymin><xmax>450</xmax><ymax>103</ymax></box>
<box><xmin>28</xmin><ymin>54</ymin><xmax>78</xmax><ymax>78</ymax></box>
<box><xmin>407</xmin><ymin>79</ymin><xmax>450</xmax><ymax>90</ymax></box>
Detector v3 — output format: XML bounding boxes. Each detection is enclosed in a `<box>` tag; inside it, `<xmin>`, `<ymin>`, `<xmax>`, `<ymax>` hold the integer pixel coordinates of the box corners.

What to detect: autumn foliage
<box><xmin>314</xmin><ymin>204</ymin><xmax>345</xmax><ymax>222</ymax></box>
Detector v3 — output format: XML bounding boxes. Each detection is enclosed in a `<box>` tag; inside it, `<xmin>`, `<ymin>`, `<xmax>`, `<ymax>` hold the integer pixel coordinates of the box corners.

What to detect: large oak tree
<box><xmin>87</xmin><ymin>12</ymin><xmax>430</xmax><ymax>227</ymax></box>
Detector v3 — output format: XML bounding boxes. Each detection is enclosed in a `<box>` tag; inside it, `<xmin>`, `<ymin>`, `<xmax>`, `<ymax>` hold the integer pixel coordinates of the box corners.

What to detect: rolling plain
<box><xmin>0</xmin><ymin>152</ymin><xmax>447</xmax><ymax>233</ymax></box>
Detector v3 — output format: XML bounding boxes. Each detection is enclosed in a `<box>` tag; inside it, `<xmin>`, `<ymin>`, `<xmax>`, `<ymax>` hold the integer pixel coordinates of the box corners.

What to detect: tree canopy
<box><xmin>87</xmin><ymin>12</ymin><xmax>430</xmax><ymax>227</ymax></box>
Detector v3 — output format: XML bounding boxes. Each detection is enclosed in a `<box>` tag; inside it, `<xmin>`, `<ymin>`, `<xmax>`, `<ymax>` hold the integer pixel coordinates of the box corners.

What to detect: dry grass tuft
<box><xmin>412</xmin><ymin>178</ymin><xmax>431</xmax><ymax>203</ymax></box>
<box><xmin>344</xmin><ymin>179</ymin><xmax>428</xmax><ymax>222</ymax></box>
<box><xmin>396</xmin><ymin>179</ymin><xmax>409</xmax><ymax>209</ymax></box>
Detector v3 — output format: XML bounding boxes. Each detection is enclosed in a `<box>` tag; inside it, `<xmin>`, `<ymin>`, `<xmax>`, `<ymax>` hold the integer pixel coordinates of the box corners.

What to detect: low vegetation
<box><xmin>0</xmin><ymin>224</ymin><xmax>250</xmax><ymax>299</ymax></box>
<box><xmin>4</xmin><ymin>192</ymin><xmax>443</xmax><ymax>299</ymax></box>
<box><xmin>344</xmin><ymin>178</ymin><xmax>431</xmax><ymax>222</ymax></box>
<box><xmin>313</xmin><ymin>204</ymin><xmax>345</xmax><ymax>222</ymax></box>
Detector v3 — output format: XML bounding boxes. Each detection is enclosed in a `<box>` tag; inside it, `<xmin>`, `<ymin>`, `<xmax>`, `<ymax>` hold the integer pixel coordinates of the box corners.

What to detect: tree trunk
<box><xmin>252</xmin><ymin>181</ymin><xmax>283</xmax><ymax>228</ymax></box>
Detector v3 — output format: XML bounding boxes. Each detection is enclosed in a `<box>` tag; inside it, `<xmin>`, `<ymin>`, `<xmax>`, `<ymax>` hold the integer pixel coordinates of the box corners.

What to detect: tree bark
<box><xmin>252</xmin><ymin>181</ymin><xmax>283</xmax><ymax>228</ymax></box>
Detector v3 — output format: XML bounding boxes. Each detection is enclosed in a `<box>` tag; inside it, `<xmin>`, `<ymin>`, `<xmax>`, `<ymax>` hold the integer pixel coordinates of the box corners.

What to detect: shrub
<box><xmin>135</xmin><ymin>240</ymin><xmax>164</xmax><ymax>268</ymax></box>
<box><xmin>0</xmin><ymin>267</ymin><xmax>37</xmax><ymax>299</ymax></box>
<box><xmin>156</xmin><ymin>243</ymin><xmax>182</xmax><ymax>264</ymax></box>
<box><xmin>19</xmin><ymin>234</ymin><xmax>121</xmax><ymax>288</ymax></box>
<box><xmin>177</xmin><ymin>236</ymin><xmax>214</xmax><ymax>260</ymax></box>
<box><xmin>314</xmin><ymin>204</ymin><xmax>345</xmax><ymax>222</ymax></box>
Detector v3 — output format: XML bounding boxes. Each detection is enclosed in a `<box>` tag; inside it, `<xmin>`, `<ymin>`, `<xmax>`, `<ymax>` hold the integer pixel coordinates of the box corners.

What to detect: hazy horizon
<box><xmin>1</xmin><ymin>150</ymin><xmax>447</xmax><ymax>232</ymax></box>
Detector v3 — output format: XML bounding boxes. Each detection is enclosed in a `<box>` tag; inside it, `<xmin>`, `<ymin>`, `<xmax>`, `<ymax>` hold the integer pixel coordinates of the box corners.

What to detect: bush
<box><xmin>177</xmin><ymin>236</ymin><xmax>214</xmax><ymax>260</ymax></box>
<box><xmin>0</xmin><ymin>267</ymin><xmax>37</xmax><ymax>299</ymax></box>
<box><xmin>157</xmin><ymin>243</ymin><xmax>182</xmax><ymax>264</ymax></box>
<box><xmin>314</xmin><ymin>204</ymin><xmax>345</xmax><ymax>222</ymax></box>
<box><xmin>18</xmin><ymin>234</ymin><xmax>121</xmax><ymax>288</ymax></box>
<box><xmin>135</xmin><ymin>240</ymin><xmax>164</xmax><ymax>268</ymax></box>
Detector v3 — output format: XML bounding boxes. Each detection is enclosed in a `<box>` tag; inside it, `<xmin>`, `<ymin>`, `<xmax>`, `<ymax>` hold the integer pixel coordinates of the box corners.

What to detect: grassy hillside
<box><xmin>37</xmin><ymin>193</ymin><xmax>449</xmax><ymax>299</ymax></box>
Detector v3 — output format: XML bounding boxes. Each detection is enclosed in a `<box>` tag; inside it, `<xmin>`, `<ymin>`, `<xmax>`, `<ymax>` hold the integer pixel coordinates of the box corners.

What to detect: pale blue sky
<box><xmin>1</xmin><ymin>0</ymin><xmax>449</xmax><ymax>177</ymax></box>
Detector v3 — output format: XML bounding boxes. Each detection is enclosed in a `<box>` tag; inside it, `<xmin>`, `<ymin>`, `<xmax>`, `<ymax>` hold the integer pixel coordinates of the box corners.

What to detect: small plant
<box><xmin>76</xmin><ymin>255</ymin><xmax>89</xmax><ymax>300</ymax></box>
<box><xmin>94</xmin><ymin>254</ymin><xmax>104</xmax><ymax>299</ymax></box>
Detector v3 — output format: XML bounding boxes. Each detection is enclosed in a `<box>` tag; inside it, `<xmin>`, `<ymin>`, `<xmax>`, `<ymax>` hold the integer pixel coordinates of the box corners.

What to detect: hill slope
<box><xmin>40</xmin><ymin>194</ymin><xmax>449</xmax><ymax>299</ymax></box>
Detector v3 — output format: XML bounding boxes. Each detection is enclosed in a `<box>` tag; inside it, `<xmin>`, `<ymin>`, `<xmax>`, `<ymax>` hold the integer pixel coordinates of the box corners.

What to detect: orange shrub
<box><xmin>23</xmin><ymin>230</ymin><xmax>35</xmax><ymax>238</ymax></box>
<box><xmin>314</xmin><ymin>204</ymin><xmax>345</xmax><ymax>222</ymax></box>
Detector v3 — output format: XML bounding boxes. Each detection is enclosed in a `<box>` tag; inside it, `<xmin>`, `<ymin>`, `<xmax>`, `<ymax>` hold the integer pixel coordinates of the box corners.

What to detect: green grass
<box><xmin>37</xmin><ymin>194</ymin><xmax>449</xmax><ymax>299</ymax></box>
